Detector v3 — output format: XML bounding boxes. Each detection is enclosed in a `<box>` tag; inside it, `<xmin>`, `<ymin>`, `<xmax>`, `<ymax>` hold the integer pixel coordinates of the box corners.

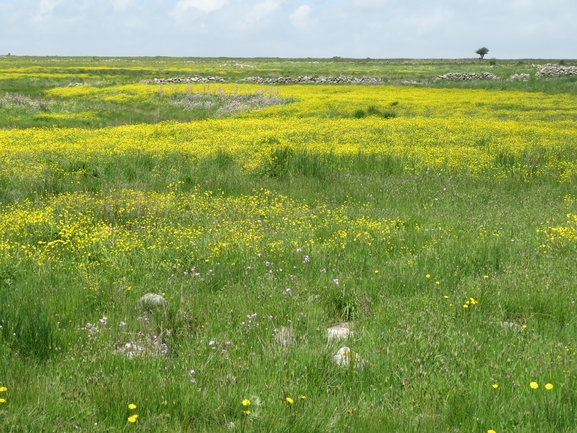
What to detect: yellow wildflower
<box><xmin>242</xmin><ymin>399</ymin><xmax>251</xmax><ymax>406</ymax></box>
<box><xmin>492</xmin><ymin>384</ymin><xmax>498</xmax><ymax>389</ymax></box>
<box><xmin>545</xmin><ymin>383</ymin><xmax>553</xmax><ymax>390</ymax></box>
<box><xmin>242</xmin><ymin>410</ymin><xmax>251</xmax><ymax>415</ymax></box>
<box><xmin>128</xmin><ymin>403</ymin><xmax>137</xmax><ymax>410</ymax></box>
<box><xmin>0</xmin><ymin>387</ymin><xmax>6</xmax><ymax>392</ymax></box>
<box><xmin>285</xmin><ymin>397</ymin><xmax>294</xmax><ymax>404</ymax></box>
<box><xmin>127</xmin><ymin>414</ymin><xmax>138</xmax><ymax>423</ymax></box>
<box><xmin>530</xmin><ymin>382</ymin><xmax>539</xmax><ymax>389</ymax></box>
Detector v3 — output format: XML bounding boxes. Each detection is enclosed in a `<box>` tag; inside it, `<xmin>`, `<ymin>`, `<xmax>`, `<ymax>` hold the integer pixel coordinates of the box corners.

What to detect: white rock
<box><xmin>333</xmin><ymin>346</ymin><xmax>365</xmax><ymax>369</ymax></box>
<box><xmin>499</xmin><ymin>321</ymin><xmax>524</xmax><ymax>332</ymax></box>
<box><xmin>119</xmin><ymin>342</ymin><xmax>144</xmax><ymax>359</ymax></box>
<box><xmin>139</xmin><ymin>293</ymin><xmax>167</xmax><ymax>310</ymax></box>
<box><xmin>327</xmin><ymin>325</ymin><xmax>352</xmax><ymax>342</ymax></box>
<box><xmin>275</xmin><ymin>326</ymin><xmax>294</xmax><ymax>347</ymax></box>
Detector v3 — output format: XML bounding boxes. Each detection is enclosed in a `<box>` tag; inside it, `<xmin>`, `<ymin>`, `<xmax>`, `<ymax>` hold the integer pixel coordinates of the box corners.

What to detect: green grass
<box><xmin>1</xmin><ymin>57</ymin><xmax>577</xmax><ymax>432</ymax></box>
<box><xmin>1</xmin><ymin>162</ymin><xmax>576</xmax><ymax>432</ymax></box>
<box><xmin>1</xmin><ymin>56</ymin><xmax>577</xmax><ymax>129</ymax></box>
<box><xmin>0</xmin><ymin>87</ymin><xmax>292</xmax><ymax>129</ymax></box>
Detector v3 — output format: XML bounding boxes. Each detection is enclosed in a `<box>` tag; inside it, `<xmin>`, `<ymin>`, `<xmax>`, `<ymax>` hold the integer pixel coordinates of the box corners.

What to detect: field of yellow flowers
<box><xmin>3</xmin><ymin>83</ymin><xmax>577</xmax><ymax>185</ymax></box>
<box><xmin>1</xmin><ymin>58</ymin><xmax>577</xmax><ymax>432</ymax></box>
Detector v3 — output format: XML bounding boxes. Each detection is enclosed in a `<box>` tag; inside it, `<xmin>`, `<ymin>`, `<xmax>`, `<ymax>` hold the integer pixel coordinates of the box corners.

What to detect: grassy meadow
<box><xmin>1</xmin><ymin>56</ymin><xmax>577</xmax><ymax>432</ymax></box>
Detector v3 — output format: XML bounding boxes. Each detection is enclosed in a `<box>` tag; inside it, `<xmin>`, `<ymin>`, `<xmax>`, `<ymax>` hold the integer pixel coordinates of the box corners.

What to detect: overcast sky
<box><xmin>0</xmin><ymin>0</ymin><xmax>575</xmax><ymax>58</ymax></box>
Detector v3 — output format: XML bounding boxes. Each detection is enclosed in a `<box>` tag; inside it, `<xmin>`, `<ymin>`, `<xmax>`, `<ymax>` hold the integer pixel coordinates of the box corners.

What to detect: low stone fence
<box><xmin>141</xmin><ymin>76</ymin><xmax>226</xmax><ymax>84</ymax></box>
<box><xmin>237</xmin><ymin>76</ymin><xmax>383</xmax><ymax>85</ymax></box>
<box><xmin>433</xmin><ymin>72</ymin><xmax>498</xmax><ymax>82</ymax></box>
<box><xmin>535</xmin><ymin>65</ymin><xmax>577</xmax><ymax>77</ymax></box>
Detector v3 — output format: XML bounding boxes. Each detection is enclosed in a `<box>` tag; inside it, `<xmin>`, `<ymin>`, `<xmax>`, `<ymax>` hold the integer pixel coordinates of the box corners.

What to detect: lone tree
<box><xmin>476</xmin><ymin>47</ymin><xmax>489</xmax><ymax>59</ymax></box>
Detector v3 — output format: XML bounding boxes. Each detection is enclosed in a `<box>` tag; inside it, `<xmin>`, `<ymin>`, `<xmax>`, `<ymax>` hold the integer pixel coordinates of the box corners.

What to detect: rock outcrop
<box><xmin>508</xmin><ymin>73</ymin><xmax>530</xmax><ymax>81</ymax></box>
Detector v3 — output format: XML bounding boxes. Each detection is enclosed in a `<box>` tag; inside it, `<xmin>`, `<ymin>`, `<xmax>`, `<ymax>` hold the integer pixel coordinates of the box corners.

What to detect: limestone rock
<box><xmin>508</xmin><ymin>73</ymin><xmax>530</xmax><ymax>81</ymax></box>
<box><xmin>118</xmin><ymin>341</ymin><xmax>144</xmax><ymax>359</ymax></box>
<box><xmin>434</xmin><ymin>72</ymin><xmax>498</xmax><ymax>82</ymax></box>
<box><xmin>327</xmin><ymin>323</ymin><xmax>353</xmax><ymax>342</ymax></box>
<box><xmin>140</xmin><ymin>76</ymin><xmax>226</xmax><ymax>84</ymax></box>
<box><xmin>535</xmin><ymin>64</ymin><xmax>577</xmax><ymax>77</ymax></box>
<box><xmin>499</xmin><ymin>321</ymin><xmax>524</xmax><ymax>332</ymax></box>
<box><xmin>333</xmin><ymin>346</ymin><xmax>365</xmax><ymax>369</ymax></box>
<box><xmin>237</xmin><ymin>76</ymin><xmax>383</xmax><ymax>85</ymax></box>
<box><xmin>139</xmin><ymin>293</ymin><xmax>167</xmax><ymax>310</ymax></box>
<box><xmin>275</xmin><ymin>326</ymin><xmax>294</xmax><ymax>347</ymax></box>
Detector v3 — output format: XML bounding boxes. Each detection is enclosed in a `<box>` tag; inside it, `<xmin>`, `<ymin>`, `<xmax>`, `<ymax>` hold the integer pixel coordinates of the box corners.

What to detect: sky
<box><xmin>0</xmin><ymin>0</ymin><xmax>575</xmax><ymax>58</ymax></box>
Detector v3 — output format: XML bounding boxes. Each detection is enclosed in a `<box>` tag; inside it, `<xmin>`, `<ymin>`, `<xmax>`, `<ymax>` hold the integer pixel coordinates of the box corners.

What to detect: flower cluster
<box><xmin>127</xmin><ymin>403</ymin><xmax>138</xmax><ymax>423</ymax></box>
<box><xmin>463</xmin><ymin>297</ymin><xmax>478</xmax><ymax>309</ymax></box>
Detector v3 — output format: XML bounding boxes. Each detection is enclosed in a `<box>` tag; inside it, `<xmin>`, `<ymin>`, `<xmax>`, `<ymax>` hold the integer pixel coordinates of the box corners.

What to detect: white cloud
<box><xmin>111</xmin><ymin>0</ymin><xmax>135</xmax><ymax>12</ymax></box>
<box><xmin>173</xmin><ymin>0</ymin><xmax>228</xmax><ymax>15</ymax></box>
<box><xmin>404</xmin><ymin>7</ymin><xmax>454</xmax><ymax>36</ymax></box>
<box><xmin>249</xmin><ymin>0</ymin><xmax>281</xmax><ymax>21</ymax></box>
<box><xmin>509</xmin><ymin>0</ymin><xmax>533</xmax><ymax>8</ymax></box>
<box><xmin>352</xmin><ymin>0</ymin><xmax>388</xmax><ymax>7</ymax></box>
<box><xmin>2</xmin><ymin>0</ymin><xmax>577</xmax><ymax>58</ymax></box>
<box><xmin>35</xmin><ymin>0</ymin><xmax>63</xmax><ymax>20</ymax></box>
<box><xmin>124</xmin><ymin>17</ymin><xmax>145</xmax><ymax>29</ymax></box>
<box><xmin>289</xmin><ymin>4</ymin><xmax>312</xmax><ymax>28</ymax></box>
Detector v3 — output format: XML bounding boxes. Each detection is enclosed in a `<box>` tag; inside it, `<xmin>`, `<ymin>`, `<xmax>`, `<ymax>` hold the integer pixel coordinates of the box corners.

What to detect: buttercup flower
<box><xmin>545</xmin><ymin>383</ymin><xmax>554</xmax><ymax>390</ymax></box>
<box><xmin>128</xmin><ymin>403</ymin><xmax>137</xmax><ymax>410</ymax></box>
<box><xmin>128</xmin><ymin>414</ymin><xmax>138</xmax><ymax>423</ymax></box>
<box><xmin>492</xmin><ymin>384</ymin><xmax>498</xmax><ymax>389</ymax></box>
<box><xmin>0</xmin><ymin>387</ymin><xmax>7</xmax><ymax>392</ymax></box>
<box><xmin>530</xmin><ymin>382</ymin><xmax>539</xmax><ymax>389</ymax></box>
<box><xmin>285</xmin><ymin>397</ymin><xmax>294</xmax><ymax>404</ymax></box>
<box><xmin>242</xmin><ymin>399</ymin><xmax>251</xmax><ymax>406</ymax></box>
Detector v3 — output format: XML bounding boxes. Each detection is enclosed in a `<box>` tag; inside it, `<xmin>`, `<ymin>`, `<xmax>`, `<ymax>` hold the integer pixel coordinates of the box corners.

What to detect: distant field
<box><xmin>1</xmin><ymin>57</ymin><xmax>577</xmax><ymax>432</ymax></box>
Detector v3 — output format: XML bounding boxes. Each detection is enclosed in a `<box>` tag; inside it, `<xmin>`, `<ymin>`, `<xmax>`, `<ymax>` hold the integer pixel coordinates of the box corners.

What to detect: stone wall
<box><xmin>433</xmin><ymin>72</ymin><xmax>498</xmax><ymax>82</ymax></box>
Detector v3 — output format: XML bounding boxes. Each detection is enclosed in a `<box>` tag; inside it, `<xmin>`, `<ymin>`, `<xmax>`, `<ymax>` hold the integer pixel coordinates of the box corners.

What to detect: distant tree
<box><xmin>476</xmin><ymin>47</ymin><xmax>489</xmax><ymax>59</ymax></box>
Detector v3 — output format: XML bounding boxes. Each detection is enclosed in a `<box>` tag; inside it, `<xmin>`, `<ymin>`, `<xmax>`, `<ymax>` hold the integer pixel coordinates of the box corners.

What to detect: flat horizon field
<box><xmin>1</xmin><ymin>57</ymin><xmax>577</xmax><ymax>432</ymax></box>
